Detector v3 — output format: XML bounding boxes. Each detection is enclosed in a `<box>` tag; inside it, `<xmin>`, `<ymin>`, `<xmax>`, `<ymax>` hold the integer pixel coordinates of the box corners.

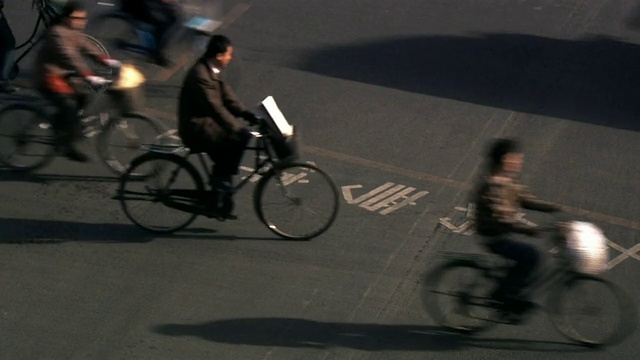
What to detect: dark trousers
<box><xmin>483</xmin><ymin>237</ymin><xmax>541</xmax><ymax>297</ymax></box>
<box><xmin>206</xmin><ymin>136</ymin><xmax>251</xmax><ymax>181</ymax></box>
<box><xmin>40</xmin><ymin>90</ymin><xmax>85</xmax><ymax>148</ymax></box>
<box><xmin>0</xmin><ymin>11</ymin><xmax>16</xmax><ymax>81</ymax></box>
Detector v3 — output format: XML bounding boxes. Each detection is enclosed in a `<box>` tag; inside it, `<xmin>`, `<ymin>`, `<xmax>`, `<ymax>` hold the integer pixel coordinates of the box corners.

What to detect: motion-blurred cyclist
<box><xmin>474</xmin><ymin>138</ymin><xmax>560</xmax><ymax>317</ymax></box>
<box><xmin>119</xmin><ymin>0</ymin><xmax>180</xmax><ymax>67</ymax></box>
<box><xmin>34</xmin><ymin>0</ymin><xmax>121</xmax><ymax>162</ymax></box>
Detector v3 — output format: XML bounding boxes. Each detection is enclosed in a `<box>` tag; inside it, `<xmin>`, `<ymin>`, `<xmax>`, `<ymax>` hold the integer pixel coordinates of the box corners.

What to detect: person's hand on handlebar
<box><xmin>242</xmin><ymin>112</ymin><xmax>263</xmax><ymax>126</ymax></box>
<box><xmin>103</xmin><ymin>59</ymin><xmax>122</xmax><ymax>69</ymax></box>
<box><xmin>85</xmin><ymin>75</ymin><xmax>110</xmax><ymax>87</ymax></box>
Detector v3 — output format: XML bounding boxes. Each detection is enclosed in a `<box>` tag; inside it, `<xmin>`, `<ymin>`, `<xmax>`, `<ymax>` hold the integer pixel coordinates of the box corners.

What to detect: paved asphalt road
<box><xmin>1</xmin><ymin>0</ymin><xmax>639</xmax><ymax>359</ymax></box>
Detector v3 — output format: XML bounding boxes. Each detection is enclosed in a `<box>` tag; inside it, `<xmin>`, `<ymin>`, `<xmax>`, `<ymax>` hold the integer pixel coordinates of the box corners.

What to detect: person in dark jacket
<box><xmin>474</xmin><ymin>138</ymin><xmax>559</xmax><ymax>313</ymax></box>
<box><xmin>178</xmin><ymin>35</ymin><xmax>259</xmax><ymax>218</ymax></box>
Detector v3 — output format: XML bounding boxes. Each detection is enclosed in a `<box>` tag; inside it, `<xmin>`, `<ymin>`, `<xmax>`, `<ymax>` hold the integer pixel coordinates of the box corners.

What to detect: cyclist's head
<box><xmin>486</xmin><ymin>138</ymin><xmax>523</xmax><ymax>174</ymax></box>
<box><xmin>205</xmin><ymin>35</ymin><xmax>233</xmax><ymax>69</ymax></box>
<box><xmin>60</xmin><ymin>0</ymin><xmax>88</xmax><ymax>30</ymax></box>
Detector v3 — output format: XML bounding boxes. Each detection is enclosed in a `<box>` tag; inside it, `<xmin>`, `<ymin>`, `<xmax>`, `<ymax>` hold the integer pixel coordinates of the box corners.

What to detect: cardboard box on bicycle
<box><xmin>258</xmin><ymin>96</ymin><xmax>300</xmax><ymax>162</ymax></box>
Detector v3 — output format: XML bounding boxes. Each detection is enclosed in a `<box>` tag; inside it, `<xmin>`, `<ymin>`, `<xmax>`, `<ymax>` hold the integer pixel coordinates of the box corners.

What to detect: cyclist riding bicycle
<box><xmin>177</xmin><ymin>35</ymin><xmax>260</xmax><ymax>219</ymax></box>
<box><xmin>34</xmin><ymin>0</ymin><xmax>122</xmax><ymax>162</ymax></box>
<box><xmin>118</xmin><ymin>0</ymin><xmax>180</xmax><ymax>67</ymax></box>
<box><xmin>474</xmin><ymin>138</ymin><xmax>560</xmax><ymax>315</ymax></box>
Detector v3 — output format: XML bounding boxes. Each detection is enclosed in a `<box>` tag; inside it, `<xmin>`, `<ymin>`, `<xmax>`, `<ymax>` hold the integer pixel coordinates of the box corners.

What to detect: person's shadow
<box><xmin>296</xmin><ymin>33</ymin><xmax>640</xmax><ymax>131</ymax></box>
<box><xmin>152</xmin><ymin>317</ymin><xmax>592</xmax><ymax>353</ymax></box>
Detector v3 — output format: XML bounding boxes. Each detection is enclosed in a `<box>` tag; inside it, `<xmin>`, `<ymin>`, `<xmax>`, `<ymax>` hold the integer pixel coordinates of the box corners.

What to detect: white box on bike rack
<box><xmin>260</xmin><ymin>96</ymin><xmax>293</xmax><ymax>137</ymax></box>
<box><xmin>258</xmin><ymin>96</ymin><xmax>299</xmax><ymax>161</ymax></box>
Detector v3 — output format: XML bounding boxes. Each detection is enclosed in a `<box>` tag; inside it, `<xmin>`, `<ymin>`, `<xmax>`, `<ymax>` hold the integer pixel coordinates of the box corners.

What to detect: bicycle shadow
<box><xmin>0</xmin><ymin>170</ymin><xmax>121</xmax><ymax>184</ymax></box>
<box><xmin>151</xmin><ymin>317</ymin><xmax>592</xmax><ymax>353</ymax></box>
<box><xmin>0</xmin><ymin>217</ymin><xmax>288</xmax><ymax>244</ymax></box>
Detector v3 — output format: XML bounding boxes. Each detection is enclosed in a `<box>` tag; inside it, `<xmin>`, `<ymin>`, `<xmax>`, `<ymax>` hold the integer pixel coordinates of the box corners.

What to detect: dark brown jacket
<box><xmin>475</xmin><ymin>174</ymin><xmax>557</xmax><ymax>236</ymax></box>
<box><xmin>178</xmin><ymin>58</ymin><xmax>251</xmax><ymax>149</ymax></box>
<box><xmin>34</xmin><ymin>23</ymin><xmax>107</xmax><ymax>94</ymax></box>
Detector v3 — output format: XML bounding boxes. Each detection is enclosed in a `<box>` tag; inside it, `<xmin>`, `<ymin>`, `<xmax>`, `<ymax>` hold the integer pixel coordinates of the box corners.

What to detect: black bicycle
<box><xmin>0</xmin><ymin>66</ymin><xmax>173</xmax><ymax>174</ymax></box>
<box><xmin>117</xmin><ymin>116</ymin><xmax>340</xmax><ymax>240</ymax></box>
<box><xmin>5</xmin><ymin>0</ymin><xmax>111</xmax><ymax>81</ymax></box>
<box><xmin>422</xmin><ymin>222</ymin><xmax>637</xmax><ymax>348</ymax></box>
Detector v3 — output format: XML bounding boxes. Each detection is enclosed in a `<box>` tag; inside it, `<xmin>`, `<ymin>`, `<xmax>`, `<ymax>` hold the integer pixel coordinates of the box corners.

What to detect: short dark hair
<box><xmin>205</xmin><ymin>35</ymin><xmax>232</xmax><ymax>58</ymax></box>
<box><xmin>486</xmin><ymin>138</ymin><xmax>521</xmax><ymax>173</ymax></box>
<box><xmin>60</xmin><ymin>0</ymin><xmax>87</xmax><ymax>18</ymax></box>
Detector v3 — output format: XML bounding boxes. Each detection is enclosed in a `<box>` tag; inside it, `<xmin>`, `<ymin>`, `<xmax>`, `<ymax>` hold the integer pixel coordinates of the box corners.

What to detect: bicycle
<box><xmin>421</xmin><ymin>221</ymin><xmax>637</xmax><ymax>348</ymax></box>
<box><xmin>5</xmin><ymin>0</ymin><xmax>111</xmax><ymax>81</ymax></box>
<box><xmin>117</xmin><ymin>105</ymin><xmax>340</xmax><ymax>240</ymax></box>
<box><xmin>0</xmin><ymin>65</ymin><xmax>174</xmax><ymax>174</ymax></box>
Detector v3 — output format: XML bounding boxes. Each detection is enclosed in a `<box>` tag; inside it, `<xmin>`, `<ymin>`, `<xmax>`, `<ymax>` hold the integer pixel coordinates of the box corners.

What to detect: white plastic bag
<box><xmin>564</xmin><ymin>221</ymin><xmax>609</xmax><ymax>274</ymax></box>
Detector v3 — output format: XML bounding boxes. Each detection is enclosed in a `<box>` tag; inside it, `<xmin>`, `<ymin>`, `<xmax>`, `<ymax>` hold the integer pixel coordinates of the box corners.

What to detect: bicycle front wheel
<box><xmin>119</xmin><ymin>153</ymin><xmax>204</xmax><ymax>233</ymax></box>
<box><xmin>422</xmin><ymin>260</ymin><xmax>497</xmax><ymax>334</ymax></box>
<box><xmin>548</xmin><ymin>274</ymin><xmax>637</xmax><ymax>348</ymax></box>
<box><xmin>0</xmin><ymin>103</ymin><xmax>56</xmax><ymax>171</ymax></box>
<box><xmin>254</xmin><ymin>162</ymin><xmax>339</xmax><ymax>240</ymax></box>
<box><xmin>97</xmin><ymin>113</ymin><xmax>167</xmax><ymax>175</ymax></box>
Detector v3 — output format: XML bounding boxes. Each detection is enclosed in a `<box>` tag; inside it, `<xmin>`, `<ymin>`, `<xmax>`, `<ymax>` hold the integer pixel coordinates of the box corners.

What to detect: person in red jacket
<box><xmin>34</xmin><ymin>0</ymin><xmax>121</xmax><ymax>162</ymax></box>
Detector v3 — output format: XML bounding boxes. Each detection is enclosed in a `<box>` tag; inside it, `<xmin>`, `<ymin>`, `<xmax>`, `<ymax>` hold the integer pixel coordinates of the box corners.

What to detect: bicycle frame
<box><xmin>469</xmin><ymin>240</ymin><xmax>580</xmax><ymax>306</ymax></box>
<box><xmin>187</xmin><ymin>131</ymin><xmax>283</xmax><ymax>194</ymax></box>
<box><xmin>11</xmin><ymin>0</ymin><xmax>54</xmax><ymax>70</ymax></box>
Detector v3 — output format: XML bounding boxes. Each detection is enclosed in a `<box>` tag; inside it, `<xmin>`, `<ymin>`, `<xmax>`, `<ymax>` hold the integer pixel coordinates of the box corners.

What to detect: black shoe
<box><xmin>61</xmin><ymin>147</ymin><xmax>89</xmax><ymax>162</ymax></box>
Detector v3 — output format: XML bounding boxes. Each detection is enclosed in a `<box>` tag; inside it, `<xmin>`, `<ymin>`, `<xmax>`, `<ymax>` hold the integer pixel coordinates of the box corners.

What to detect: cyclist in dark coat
<box><xmin>178</xmin><ymin>35</ymin><xmax>259</xmax><ymax>218</ymax></box>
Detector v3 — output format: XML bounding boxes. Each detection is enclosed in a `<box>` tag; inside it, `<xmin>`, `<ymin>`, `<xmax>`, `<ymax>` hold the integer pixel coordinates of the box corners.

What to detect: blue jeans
<box><xmin>0</xmin><ymin>11</ymin><xmax>16</xmax><ymax>81</ymax></box>
<box><xmin>483</xmin><ymin>236</ymin><xmax>541</xmax><ymax>298</ymax></box>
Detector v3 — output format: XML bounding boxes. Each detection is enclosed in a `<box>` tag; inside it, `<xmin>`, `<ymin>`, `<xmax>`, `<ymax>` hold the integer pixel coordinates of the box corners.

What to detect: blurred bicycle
<box><xmin>0</xmin><ymin>64</ymin><xmax>174</xmax><ymax>174</ymax></box>
<box><xmin>422</xmin><ymin>220</ymin><xmax>637</xmax><ymax>348</ymax></box>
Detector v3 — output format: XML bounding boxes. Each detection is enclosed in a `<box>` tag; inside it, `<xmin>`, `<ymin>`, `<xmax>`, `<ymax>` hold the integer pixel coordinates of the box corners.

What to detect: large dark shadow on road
<box><xmin>297</xmin><ymin>33</ymin><xmax>640</xmax><ymax>131</ymax></box>
<box><xmin>152</xmin><ymin>317</ymin><xmax>591</xmax><ymax>353</ymax></box>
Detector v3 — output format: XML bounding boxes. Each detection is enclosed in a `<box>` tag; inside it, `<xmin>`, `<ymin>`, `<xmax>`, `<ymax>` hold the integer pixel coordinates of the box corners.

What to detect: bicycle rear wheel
<box><xmin>253</xmin><ymin>162</ymin><xmax>339</xmax><ymax>240</ymax></box>
<box><xmin>422</xmin><ymin>260</ymin><xmax>497</xmax><ymax>334</ymax></box>
<box><xmin>548</xmin><ymin>274</ymin><xmax>637</xmax><ymax>348</ymax></box>
<box><xmin>96</xmin><ymin>113</ymin><xmax>168</xmax><ymax>175</ymax></box>
<box><xmin>0</xmin><ymin>103</ymin><xmax>56</xmax><ymax>171</ymax></box>
<box><xmin>119</xmin><ymin>153</ymin><xmax>204</xmax><ymax>233</ymax></box>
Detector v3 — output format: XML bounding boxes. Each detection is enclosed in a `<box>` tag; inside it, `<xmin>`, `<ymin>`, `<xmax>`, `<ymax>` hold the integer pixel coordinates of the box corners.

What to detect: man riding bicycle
<box><xmin>474</xmin><ymin>138</ymin><xmax>560</xmax><ymax>315</ymax></box>
<box><xmin>177</xmin><ymin>35</ymin><xmax>260</xmax><ymax>219</ymax></box>
<box><xmin>34</xmin><ymin>0</ymin><xmax>121</xmax><ymax>162</ymax></box>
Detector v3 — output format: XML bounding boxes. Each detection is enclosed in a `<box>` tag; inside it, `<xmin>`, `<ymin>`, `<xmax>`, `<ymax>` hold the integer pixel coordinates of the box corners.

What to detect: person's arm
<box><xmin>50</xmin><ymin>27</ymin><xmax>97</xmax><ymax>78</ymax></box>
<box><xmin>517</xmin><ymin>180</ymin><xmax>559</xmax><ymax>212</ymax></box>
<box><xmin>197</xmin><ymin>66</ymin><xmax>245</xmax><ymax>135</ymax></box>
<box><xmin>78</xmin><ymin>31</ymin><xmax>119</xmax><ymax>67</ymax></box>
<box><xmin>485</xmin><ymin>178</ymin><xmax>541</xmax><ymax>236</ymax></box>
<box><xmin>220</xmin><ymin>80</ymin><xmax>257</xmax><ymax>122</ymax></box>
